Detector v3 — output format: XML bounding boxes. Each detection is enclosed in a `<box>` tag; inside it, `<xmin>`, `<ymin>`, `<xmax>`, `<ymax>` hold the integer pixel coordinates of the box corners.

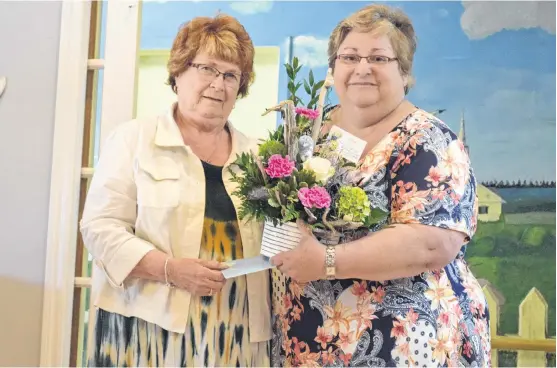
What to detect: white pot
<box><xmin>260</xmin><ymin>220</ymin><xmax>302</xmax><ymax>258</ymax></box>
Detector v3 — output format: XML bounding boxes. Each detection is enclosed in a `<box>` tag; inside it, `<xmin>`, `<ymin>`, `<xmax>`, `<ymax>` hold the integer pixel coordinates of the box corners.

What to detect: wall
<box><xmin>135</xmin><ymin>46</ymin><xmax>280</xmax><ymax>140</ymax></box>
<box><xmin>0</xmin><ymin>1</ymin><xmax>61</xmax><ymax>366</ymax></box>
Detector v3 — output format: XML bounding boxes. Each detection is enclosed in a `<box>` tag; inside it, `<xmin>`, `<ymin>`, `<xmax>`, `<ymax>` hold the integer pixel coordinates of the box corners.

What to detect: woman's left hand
<box><xmin>270</xmin><ymin>220</ymin><xmax>326</xmax><ymax>283</ymax></box>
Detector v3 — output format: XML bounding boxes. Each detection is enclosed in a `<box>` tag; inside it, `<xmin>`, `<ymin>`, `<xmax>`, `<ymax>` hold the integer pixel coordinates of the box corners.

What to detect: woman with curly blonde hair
<box><xmin>81</xmin><ymin>14</ymin><xmax>270</xmax><ymax>367</ymax></box>
<box><xmin>271</xmin><ymin>4</ymin><xmax>490</xmax><ymax>367</ymax></box>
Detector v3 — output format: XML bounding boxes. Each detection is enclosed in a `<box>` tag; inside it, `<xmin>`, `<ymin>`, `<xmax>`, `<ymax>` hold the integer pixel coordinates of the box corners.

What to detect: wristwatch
<box><xmin>325</xmin><ymin>245</ymin><xmax>336</xmax><ymax>280</ymax></box>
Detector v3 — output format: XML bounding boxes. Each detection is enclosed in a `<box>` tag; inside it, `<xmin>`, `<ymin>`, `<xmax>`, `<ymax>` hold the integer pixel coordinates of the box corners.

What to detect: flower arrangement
<box><xmin>230</xmin><ymin>57</ymin><xmax>387</xmax><ymax>240</ymax></box>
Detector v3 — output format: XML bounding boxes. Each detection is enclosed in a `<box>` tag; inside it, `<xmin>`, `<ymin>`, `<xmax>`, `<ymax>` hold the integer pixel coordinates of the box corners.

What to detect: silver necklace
<box><xmin>192</xmin><ymin>129</ymin><xmax>224</xmax><ymax>164</ymax></box>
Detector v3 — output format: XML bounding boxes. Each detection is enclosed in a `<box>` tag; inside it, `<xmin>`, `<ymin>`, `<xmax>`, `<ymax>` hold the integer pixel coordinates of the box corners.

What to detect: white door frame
<box><xmin>40</xmin><ymin>1</ymin><xmax>91</xmax><ymax>366</ymax></box>
<box><xmin>40</xmin><ymin>0</ymin><xmax>142</xmax><ymax>366</ymax></box>
<box><xmin>99</xmin><ymin>0</ymin><xmax>142</xmax><ymax>146</ymax></box>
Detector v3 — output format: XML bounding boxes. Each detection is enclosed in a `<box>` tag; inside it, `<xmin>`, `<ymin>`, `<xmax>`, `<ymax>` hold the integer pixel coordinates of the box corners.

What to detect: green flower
<box><xmin>337</xmin><ymin>186</ymin><xmax>371</xmax><ymax>222</ymax></box>
<box><xmin>258</xmin><ymin>140</ymin><xmax>287</xmax><ymax>160</ymax></box>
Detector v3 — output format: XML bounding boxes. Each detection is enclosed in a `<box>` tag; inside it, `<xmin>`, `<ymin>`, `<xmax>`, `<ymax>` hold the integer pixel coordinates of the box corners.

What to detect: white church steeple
<box><xmin>458</xmin><ymin>110</ymin><xmax>469</xmax><ymax>154</ymax></box>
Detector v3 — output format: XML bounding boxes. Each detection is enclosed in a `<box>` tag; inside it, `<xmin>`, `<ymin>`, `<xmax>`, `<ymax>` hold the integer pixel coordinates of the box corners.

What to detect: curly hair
<box><xmin>167</xmin><ymin>14</ymin><xmax>255</xmax><ymax>98</ymax></box>
<box><xmin>328</xmin><ymin>4</ymin><xmax>417</xmax><ymax>94</ymax></box>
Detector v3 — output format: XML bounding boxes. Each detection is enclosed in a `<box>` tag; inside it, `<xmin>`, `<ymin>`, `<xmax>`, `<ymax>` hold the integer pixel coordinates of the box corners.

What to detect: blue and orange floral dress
<box><xmin>271</xmin><ymin>109</ymin><xmax>491</xmax><ymax>367</ymax></box>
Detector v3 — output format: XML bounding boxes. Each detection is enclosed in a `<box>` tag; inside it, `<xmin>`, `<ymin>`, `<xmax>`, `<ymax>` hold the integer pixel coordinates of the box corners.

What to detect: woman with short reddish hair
<box><xmin>81</xmin><ymin>14</ymin><xmax>270</xmax><ymax>367</ymax></box>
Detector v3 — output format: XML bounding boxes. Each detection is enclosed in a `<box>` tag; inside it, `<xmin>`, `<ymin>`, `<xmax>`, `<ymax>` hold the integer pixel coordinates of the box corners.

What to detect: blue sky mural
<box><xmin>138</xmin><ymin>0</ymin><xmax>556</xmax><ymax>183</ymax></box>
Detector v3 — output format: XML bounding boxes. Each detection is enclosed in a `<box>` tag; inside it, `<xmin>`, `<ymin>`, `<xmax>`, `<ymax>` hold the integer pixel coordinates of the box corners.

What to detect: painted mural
<box><xmin>136</xmin><ymin>1</ymin><xmax>556</xmax><ymax>365</ymax></box>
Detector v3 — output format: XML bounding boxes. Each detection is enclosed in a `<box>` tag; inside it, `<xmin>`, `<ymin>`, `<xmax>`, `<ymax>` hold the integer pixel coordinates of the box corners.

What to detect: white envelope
<box><xmin>222</xmin><ymin>255</ymin><xmax>275</xmax><ymax>279</ymax></box>
<box><xmin>222</xmin><ymin>220</ymin><xmax>302</xmax><ymax>279</ymax></box>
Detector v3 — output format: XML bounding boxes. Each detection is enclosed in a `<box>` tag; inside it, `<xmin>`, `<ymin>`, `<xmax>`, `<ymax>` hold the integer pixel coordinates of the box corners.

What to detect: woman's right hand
<box><xmin>167</xmin><ymin>258</ymin><xmax>228</xmax><ymax>296</ymax></box>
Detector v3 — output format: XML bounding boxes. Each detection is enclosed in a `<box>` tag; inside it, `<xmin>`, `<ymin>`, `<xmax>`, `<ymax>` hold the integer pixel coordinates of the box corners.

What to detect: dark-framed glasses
<box><xmin>189</xmin><ymin>63</ymin><xmax>241</xmax><ymax>87</ymax></box>
<box><xmin>337</xmin><ymin>54</ymin><xmax>398</xmax><ymax>65</ymax></box>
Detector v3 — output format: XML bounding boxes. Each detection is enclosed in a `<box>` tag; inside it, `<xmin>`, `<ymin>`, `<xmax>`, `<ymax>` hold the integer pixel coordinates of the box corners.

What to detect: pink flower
<box><xmin>265</xmin><ymin>154</ymin><xmax>295</xmax><ymax>178</ymax></box>
<box><xmin>298</xmin><ymin>186</ymin><xmax>331</xmax><ymax>209</ymax></box>
<box><xmin>295</xmin><ymin>107</ymin><xmax>320</xmax><ymax>120</ymax></box>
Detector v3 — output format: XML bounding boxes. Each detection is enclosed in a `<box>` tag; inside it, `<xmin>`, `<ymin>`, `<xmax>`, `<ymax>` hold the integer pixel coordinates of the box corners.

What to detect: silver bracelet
<box><xmin>164</xmin><ymin>258</ymin><xmax>174</xmax><ymax>288</ymax></box>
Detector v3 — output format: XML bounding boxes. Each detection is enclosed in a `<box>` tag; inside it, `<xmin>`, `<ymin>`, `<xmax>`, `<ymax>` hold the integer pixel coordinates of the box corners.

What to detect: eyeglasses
<box><xmin>189</xmin><ymin>63</ymin><xmax>242</xmax><ymax>88</ymax></box>
<box><xmin>336</xmin><ymin>54</ymin><xmax>398</xmax><ymax>65</ymax></box>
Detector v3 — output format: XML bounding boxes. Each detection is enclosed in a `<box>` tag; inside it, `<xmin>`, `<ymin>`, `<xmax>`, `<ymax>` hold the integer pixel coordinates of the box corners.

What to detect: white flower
<box><xmin>303</xmin><ymin>157</ymin><xmax>335</xmax><ymax>183</ymax></box>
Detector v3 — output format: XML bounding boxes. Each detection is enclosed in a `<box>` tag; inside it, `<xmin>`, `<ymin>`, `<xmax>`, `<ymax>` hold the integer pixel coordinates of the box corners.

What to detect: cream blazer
<box><xmin>80</xmin><ymin>105</ymin><xmax>271</xmax><ymax>342</ymax></box>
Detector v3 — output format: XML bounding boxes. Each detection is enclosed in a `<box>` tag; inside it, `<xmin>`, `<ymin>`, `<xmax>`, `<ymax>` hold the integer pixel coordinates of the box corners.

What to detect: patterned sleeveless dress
<box><xmin>88</xmin><ymin>160</ymin><xmax>269</xmax><ymax>367</ymax></box>
<box><xmin>271</xmin><ymin>110</ymin><xmax>491</xmax><ymax>367</ymax></box>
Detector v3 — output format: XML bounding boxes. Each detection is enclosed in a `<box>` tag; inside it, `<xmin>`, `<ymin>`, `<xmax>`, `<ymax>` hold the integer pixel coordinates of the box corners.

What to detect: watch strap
<box><xmin>325</xmin><ymin>245</ymin><xmax>336</xmax><ymax>280</ymax></box>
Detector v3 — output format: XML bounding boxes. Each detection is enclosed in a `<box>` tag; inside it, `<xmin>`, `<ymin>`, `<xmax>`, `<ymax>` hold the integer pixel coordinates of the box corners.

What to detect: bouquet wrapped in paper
<box><xmin>229</xmin><ymin>58</ymin><xmax>388</xmax><ymax>257</ymax></box>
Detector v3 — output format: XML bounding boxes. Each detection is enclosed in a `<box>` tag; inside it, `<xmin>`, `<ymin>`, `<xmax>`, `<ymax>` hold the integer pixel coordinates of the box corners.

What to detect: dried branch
<box><xmin>304</xmin><ymin>207</ymin><xmax>318</xmax><ymax>223</ymax></box>
<box><xmin>321</xmin><ymin>207</ymin><xmax>338</xmax><ymax>235</ymax></box>
<box><xmin>262</xmin><ymin>100</ymin><xmax>297</xmax><ymax>159</ymax></box>
<box><xmin>275</xmin><ymin>190</ymin><xmax>283</xmax><ymax>207</ymax></box>
<box><xmin>255</xmin><ymin>156</ymin><xmax>268</xmax><ymax>185</ymax></box>
<box><xmin>328</xmin><ymin>219</ymin><xmax>364</xmax><ymax>230</ymax></box>
<box><xmin>311</xmin><ymin>68</ymin><xmax>334</xmax><ymax>143</ymax></box>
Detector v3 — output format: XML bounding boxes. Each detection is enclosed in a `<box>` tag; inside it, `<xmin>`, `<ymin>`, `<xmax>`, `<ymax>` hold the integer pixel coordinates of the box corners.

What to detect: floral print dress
<box><xmin>271</xmin><ymin>109</ymin><xmax>491</xmax><ymax>367</ymax></box>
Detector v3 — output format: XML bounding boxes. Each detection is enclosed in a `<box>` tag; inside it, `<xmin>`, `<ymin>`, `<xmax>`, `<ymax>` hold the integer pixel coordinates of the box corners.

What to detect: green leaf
<box><xmin>303</xmin><ymin>80</ymin><xmax>311</xmax><ymax>95</ymax></box>
<box><xmin>309</xmin><ymin>69</ymin><xmax>314</xmax><ymax>85</ymax></box>
<box><xmin>258</xmin><ymin>140</ymin><xmax>287</xmax><ymax>159</ymax></box>
<box><xmin>288</xmin><ymin>81</ymin><xmax>295</xmax><ymax>95</ymax></box>
<box><xmin>285</xmin><ymin>63</ymin><xmax>294</xmax><ymax>80</ymax></box>
<box><xmin>312</xmin><ymin>80</ymin><xmax>325</xmax><ymax>95</ymax></box>
<box><xmin>268</xmin><ymin>197</ymin><xmax>280</xmax><ymax>208</ymax></box>
<box><xmin>363</xmin><ymin>207</ymin><xmax>388</xmax><ymax>227</ymax></box>
<box><xmin>295</xmin><ymin>81</ymin><xmax>302</xmax><ymax>92</ymax></box>
<box><xmin>294</xmin><ymin>169</ymin><xmax>317</xmax><ymax>187</ymax></box>
<box><xmin>369</xmin><ymin>207</ymin><xmax>388</xmax><ymax>222</ymax></box>
<box><xmin>293</xmin><ymin>57</ymin><xmax>299</xmax><ymax>70</ymax></box>
<box><xmin>308</xmin><ymin>96</ymin><xmax>319</xmax><ymax>109</ymax></box>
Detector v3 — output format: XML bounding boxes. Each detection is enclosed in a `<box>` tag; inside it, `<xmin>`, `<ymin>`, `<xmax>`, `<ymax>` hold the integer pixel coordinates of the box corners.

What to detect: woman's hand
<box><xmin>168</xmin><ymin>258</ymin><xmax>228</xmax><ymax>296</ymax></box>
<box><xmin>271</xmin><ymin>220</ymin><xmax>326</xmax><ymax>283</ymax></box>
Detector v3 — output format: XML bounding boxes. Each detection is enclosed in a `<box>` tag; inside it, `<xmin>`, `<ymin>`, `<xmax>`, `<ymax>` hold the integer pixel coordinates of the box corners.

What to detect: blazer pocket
<box><xmin>136</xmin><ymin>156</ymin><xmax>180</xmax><ymax>208</ymax></box>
